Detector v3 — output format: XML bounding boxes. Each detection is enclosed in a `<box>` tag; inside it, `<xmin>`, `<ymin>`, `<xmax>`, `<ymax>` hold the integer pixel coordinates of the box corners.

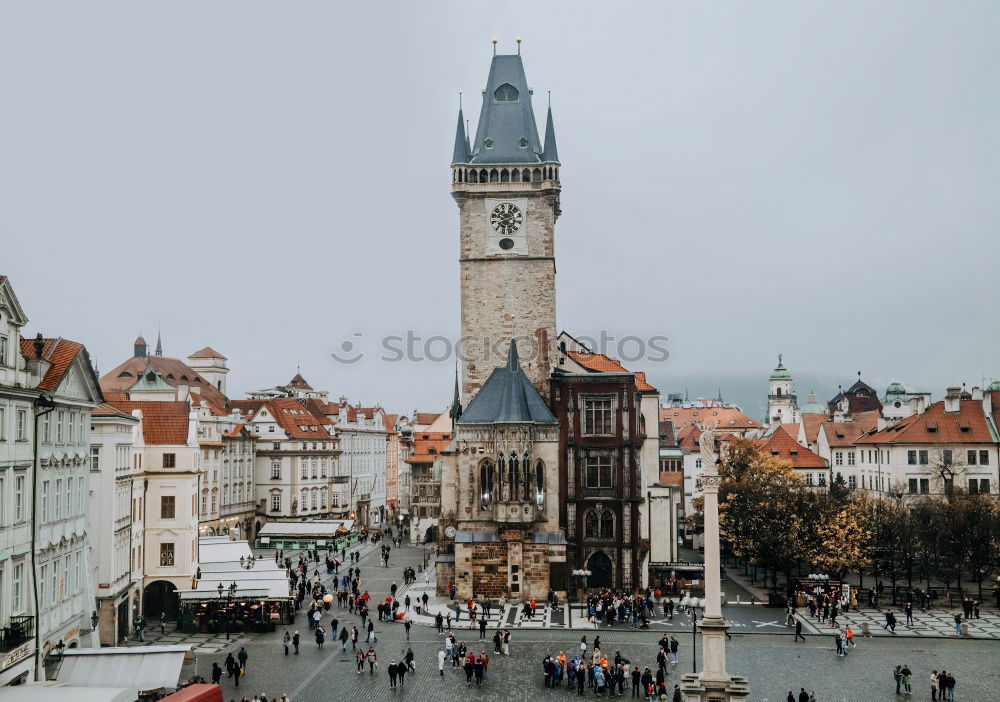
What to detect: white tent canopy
<box><xmin>55</xmin><ymin>645</ymin><xmax>190</xmax><ymax>691</ymax></box>
<box><xmin>0</xmin><ymin>685</ymin><xmax>138</xmax><ymax>702</ymax></box>
<box><xmin>256</xmin><ymin>520</ymin><xmax>354</xmax><ymax>538</ymax></box>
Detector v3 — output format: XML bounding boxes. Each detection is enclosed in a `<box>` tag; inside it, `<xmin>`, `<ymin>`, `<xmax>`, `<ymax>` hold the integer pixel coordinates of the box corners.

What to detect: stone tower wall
<box><xmin>456</xmin><ymin>189</ymin><xmax>558</xmax><ymax>398</ymax></box>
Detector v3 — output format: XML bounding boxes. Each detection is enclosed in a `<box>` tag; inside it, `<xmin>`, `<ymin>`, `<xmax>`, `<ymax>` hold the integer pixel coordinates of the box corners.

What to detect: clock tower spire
<box><xmin>452</xmin><ymin>50</ymin><xmax>561</xmax><ymax>399</ymax></box>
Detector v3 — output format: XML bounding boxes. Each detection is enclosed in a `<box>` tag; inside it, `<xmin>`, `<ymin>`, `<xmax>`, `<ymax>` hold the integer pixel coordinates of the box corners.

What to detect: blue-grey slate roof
<box><xmin>458</xmin><ymin>339</ymin><xmax>558</xmax><ymax>425</ymax></box>
<box><xmin>469</xmin><ymin>55</ymin><xmax>544</xmax><ymax>165</ymax></box>
<box><xmin>452</xmin><ymin>108</ymin><xmax>470</xmax><ymax>165</ymax></box>
<box><xmin>541</xmin><ymin>106</ymin><xmax>559</xmax><ymax>163</ymax></box>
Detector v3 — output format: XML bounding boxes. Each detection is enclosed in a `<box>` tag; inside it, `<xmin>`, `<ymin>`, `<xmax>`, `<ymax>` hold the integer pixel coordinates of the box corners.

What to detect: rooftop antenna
<box><xmin>491</xmin><ymin>38</ymin><xmax>497</xmax><ymax>56</ymax></box>
<box><xmin>516</xmin><ymin>37</ymin><xmax>522</xmax><ymax>55</ymax></box>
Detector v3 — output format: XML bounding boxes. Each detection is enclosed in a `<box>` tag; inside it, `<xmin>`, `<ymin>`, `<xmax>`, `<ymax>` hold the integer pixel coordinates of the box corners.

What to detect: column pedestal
<box><xmin>678</xmin><ymin>594</ymin><xmax>750</xmax><ymax>701</ymax></box>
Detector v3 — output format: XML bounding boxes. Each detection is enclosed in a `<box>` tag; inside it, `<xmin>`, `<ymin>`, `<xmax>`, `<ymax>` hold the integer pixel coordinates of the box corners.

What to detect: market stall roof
<box><xmin>256</xmin><ymin>520</ymin><xmax>353</xmax><ymax>537</ymax></box>
<box><xmin>198</xmin><ymin>539</ymin><xmax>253</xmax><ymax>564</ymax></box>
<box><xmin>55</xmin><ymin>645</ymin><xmax>190</xmax><ymax>690</ymax></box>
<box><xmin>160</xmin><ymin>684</ymin><xmax>224</xmax><ymax>702</ymax></box>
<box><xmin>189</xmin><ymin>570</ymin><xmax>289</xmax><ymax>599</ymax></box>
<box><xmin>179</xmin><ymin>588</ymin><xmax>273</xmax><ymax>601</ymax></box>
<box><xmin>0</xmin><ymin>685</ymin><xmax>138</xmax><ymax>702</ymax></box>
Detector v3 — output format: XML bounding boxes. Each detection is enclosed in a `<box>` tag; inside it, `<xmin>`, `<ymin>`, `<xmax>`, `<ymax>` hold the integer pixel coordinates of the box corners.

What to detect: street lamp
<box><xmin>571</xmin><ymin>569</ymin><xmax>592</xmax><ymax>606</ymax></box>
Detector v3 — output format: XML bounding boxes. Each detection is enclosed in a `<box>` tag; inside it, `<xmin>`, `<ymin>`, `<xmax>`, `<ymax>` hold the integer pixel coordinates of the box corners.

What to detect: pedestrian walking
<box><xmin>292</xmin><ymin>631</ymin><xmax>300</xmax><ymax>654</ymax></box>
<box><xmin>438</xmin><ymin>649</ymin><xmax>446</xmax><ymax>676</ymax></box>
<box><xmin>282</xmin><ymin>630</ymin><xmax>290</xmax><ymax>655</ymax></box>
<box><xmin>794</xmin><ymin>618</ymin><xmax>805</xmax><ymax>642</ymax></box>
<box><xmin>237</xmin><ymin>647</ymin><xmax>248</xmax><ymax>672</ymax></box>
<box><xmin>901</xmin><ymin>664</ymin><xmax>912</xmax><ymax>694</ymax></box>
<box><xmin>211</xmin><ymin>662</ymin><xmax>222</xmax><ymax>685</ymax></box>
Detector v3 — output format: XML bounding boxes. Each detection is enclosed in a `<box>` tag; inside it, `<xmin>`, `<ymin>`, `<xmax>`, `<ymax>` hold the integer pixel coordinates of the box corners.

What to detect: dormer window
<box><xmin>484</xmin><ymin>138</ymin><xmax>494</xmax><ymax>149</ymax></box>
<box><xmin>519</xmin><ymin>137</ymin><xmax>528</xmax><ymax>148</ymax></box>
<box><xmin>493</xmin><ymin>83</ymin><xmax>519</xmax><ymax>102</ymax></box>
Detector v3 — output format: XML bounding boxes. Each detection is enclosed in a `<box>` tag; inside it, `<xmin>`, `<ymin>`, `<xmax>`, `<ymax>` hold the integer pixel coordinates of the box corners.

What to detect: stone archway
<box><xmin>143</xmin><ymin>580</ymin><xmax>178</xmax><ymax>621</ymax></box>
<box><xmin>587</xmin><ymin>551</ymin><xmax>613</xmax><ymax>589</ymax></box>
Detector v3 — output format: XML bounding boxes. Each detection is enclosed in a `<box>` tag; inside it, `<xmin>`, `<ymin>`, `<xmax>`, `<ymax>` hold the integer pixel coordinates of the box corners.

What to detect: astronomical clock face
<box><xmin>490</xmin><ymin>202</ymin><xmax>522</xmax><ymax>235</ymax></box>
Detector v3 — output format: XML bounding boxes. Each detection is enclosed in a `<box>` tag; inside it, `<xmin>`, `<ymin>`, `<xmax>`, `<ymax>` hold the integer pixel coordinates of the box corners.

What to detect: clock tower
<box><xmin>451</xmin><ymin>51</ymin><xmax>561</xmax><ymax>399</ymax></box>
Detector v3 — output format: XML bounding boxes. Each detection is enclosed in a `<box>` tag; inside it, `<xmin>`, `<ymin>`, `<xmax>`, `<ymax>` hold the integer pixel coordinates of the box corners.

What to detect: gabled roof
<box><xmin>458</xmin><ymin>339</ymin><xmax>557</xmax><ymax>425</ymax></box>
<box><xmin>0</xmin><ymin>275</ymin><xmax>29</xmax><ymax>327</ymax></box>
<box><xmin>677</xmin><ymin>424</ymin><xmax>702</xmax><ymax>453</ymax></box>
<box><xmin>855</xmin><ymin>399</ymin><xmax>996</xmax><ymax>445</ymax></box>
<box><xmin>246</xmin><ymin>397</ymin><xmax>330</xmax><ymax>439</ymax></box>
<box><xmin>565</xmin><ymin>351</ymin><xmax>656</xmax><ymax>391</ymax></box>
<box><xmin>800</xmin><ymin>413</ymin><xmax>832</xmax><ymax>445</ymax></box>
<box><xmin>288</xmin><ymin>373</ymin><xmax>313</xmax><ymax>390</ymax></box>
<box><xmin>20</xmin><ymin>336</ymin><xmax>98</xmax><ymax>397</ymax></box>
<box><xmin>469</xmin><ymin>54</ymin><xmax>544</xmax><ymax>165</ymax></box>
<box><xmin>188</xmin><ymin>346</ymin><xmax>227</xmax><ymax>360</ymax></box>
<box><xmin>757</xmin><ymin>425</ymin><xmax>827</xmax><ymax>468</ymax></box>
<box><xmin>105</xmin><ymin>400</ymin><xmax>191</xmax><ymax>445</ymax></box>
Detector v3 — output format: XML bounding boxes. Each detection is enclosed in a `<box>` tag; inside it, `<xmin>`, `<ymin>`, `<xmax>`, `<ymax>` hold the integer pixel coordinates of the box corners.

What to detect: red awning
<box><xmin>159</xmin><ymin>684</ymin><xmax>224</xmax><ymax>702</ymax></box>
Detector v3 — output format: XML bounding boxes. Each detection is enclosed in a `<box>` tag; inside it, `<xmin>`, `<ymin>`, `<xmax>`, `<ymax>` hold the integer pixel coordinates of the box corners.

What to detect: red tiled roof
<box><xmin>190</xmin><ymin>391</ymin><xmax>227</xmax><ymax>416</ymax></box>
<box><xmin>20</xmin><ymin>337</ymin><xmax>86</xmax><ymax>393</ymax></box>
<box><xmin>188</xmin><ymin>346</ymin><xmax>227</xmax><ymax>360</ymax></box>
<box><xmin>405</xmin><ymin>432</ymin><xmax>452</xmax><ymax>464</ymax></box>
<box><xmin>288</xmin><ymin>373</ymin><xmax>313</xmax><ymax>390</ymax></box>
<box><xmin>800</xmin><ymin>413</ymin><xmax>831</xmax><ymax>445</ymax></box>
<box><xmin>856</xmin><ymin>399</ymin><xmax>995</xmax><ymax>445</ymax></box>
<box><xmin>567</xmin><ymin>351</ymin><xmax>657</xmax><ymax>392</ymax></box>
<box><xmin>413</xmin><ymin>412</ymin><xmax>441</xmax><ymax>427</ymax></box>
<box><xmin>677</xmin><ymin>424</ymin><xmax>702</xmax><ymax>453</ymax></box>
<box><xmin>659</xmin><ymin>404</ymin><xmax>761</xmax><ymax>431</ymax></box>
<box><xmin>253</xmin><ymin>397</ymin><xmax>331</xmax><ymax>439</ymax></box>
<box><xmin>757</xmin><ymin>425</ymin><xmax>827</xmax><ymax>468</ymax></box>
<box><xmin>382</xmin><ymin>413</ymin><xmax>398</xmax><ymax>432</ymax></box>
<box><xmin>105</xmin><ymin>400</ymin><xmax>191</xmax><ymax>445</ymax></box>
<box><xmin>820</xmin><ymin>411</ymin><xmax>879</xmax><ymax>448</ymax></box>
<box><xmin>100</xmin><ymin>353</ymin><xmax>228</xmax><ymax>407</ymax></box>
<box><xmin>91</xmin><ymin>402</ymin><xmax>138</xmax><ymax>420</ymax></box>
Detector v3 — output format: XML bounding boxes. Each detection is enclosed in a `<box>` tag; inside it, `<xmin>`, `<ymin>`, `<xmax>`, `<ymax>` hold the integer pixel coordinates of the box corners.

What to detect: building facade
<box><xmin>21</xmin><ymin>335</ymin><xmax>102</xmax><ymax>664</ymax></box>
<box><xmin>0</xmin><ymin>278</ymin><xmax>41</xmax><ymax>685</ymax></box>
<box><xmin>88</xmin><ymin>404</ymin><xmax>141</xmax><ymax>646</ymax></box>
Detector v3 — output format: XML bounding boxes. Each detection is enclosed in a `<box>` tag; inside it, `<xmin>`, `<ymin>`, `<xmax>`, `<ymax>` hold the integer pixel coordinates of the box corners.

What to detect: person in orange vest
<box><xmin>846</xmin><ymin>625</ymin><xmax>856</xmax><ymax>648</ymax></box>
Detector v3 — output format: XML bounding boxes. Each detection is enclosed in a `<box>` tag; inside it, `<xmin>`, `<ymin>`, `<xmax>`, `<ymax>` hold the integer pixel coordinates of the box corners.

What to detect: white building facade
<box><xmin>88</xmin><ymin>405</ymin><xmax>141</xmax><ymax>646</ymax></box>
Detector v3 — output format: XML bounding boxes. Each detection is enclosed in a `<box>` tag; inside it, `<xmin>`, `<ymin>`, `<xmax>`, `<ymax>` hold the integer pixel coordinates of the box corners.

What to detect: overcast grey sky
<box><xmin>2</xmin><ymin>1</ymin><xmax>998</xmax><ymax>414</ymax></box>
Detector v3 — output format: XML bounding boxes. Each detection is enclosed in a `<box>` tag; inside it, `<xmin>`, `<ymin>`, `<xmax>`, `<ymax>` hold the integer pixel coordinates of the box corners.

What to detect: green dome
<box><xmin>884</xmin><ymin>381</ymin><xmax>910</xmax><ymax>404</ymax></box>
<box><xmin>770</xmin><ymin>364</ymin><xmax>791</xmax><ymax>381</ymax></box>
<box><xmin>800</xmin><ymin>393</ymin><xmax>826</xmax><ymax>415</ymax></box>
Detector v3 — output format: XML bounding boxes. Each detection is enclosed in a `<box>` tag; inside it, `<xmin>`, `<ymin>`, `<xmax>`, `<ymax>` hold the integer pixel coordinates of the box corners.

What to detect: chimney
<box><xmin>982</xmin><ymin>391</ymin><xmax>993</xmax><ymax>420</ymax></box>
<box><xmin>177</xmin><ymin>385</ymin><xmax>190</xmax><ymax>401</ymax></box>
<box><xmin>944</xmin><ymin>387</ymin><xmax>962</xmax><ymax>413</ymax></box>
<box><xmin>971</xmin><ymin>386</ymin><xmax>983</xmax><ymax>400</ymax></box>
<box><xmin>27</xmin><ymin>333</ymin><xmax>52</xmax><ymax>385</ymax></box>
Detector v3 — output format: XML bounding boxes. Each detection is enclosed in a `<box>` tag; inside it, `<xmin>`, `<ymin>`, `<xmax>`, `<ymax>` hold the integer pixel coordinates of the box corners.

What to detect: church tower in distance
<box><xmin>451</xmin><ymin>51</ymin><xmax>561</xmax><ymax>399</ymax></box>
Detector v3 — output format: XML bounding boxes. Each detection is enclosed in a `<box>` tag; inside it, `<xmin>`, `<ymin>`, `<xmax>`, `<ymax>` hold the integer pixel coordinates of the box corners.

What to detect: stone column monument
<box><xmin>679</xmin><ymin>428</ymin><xmax>750</xmax><ymax>701</ymax></box>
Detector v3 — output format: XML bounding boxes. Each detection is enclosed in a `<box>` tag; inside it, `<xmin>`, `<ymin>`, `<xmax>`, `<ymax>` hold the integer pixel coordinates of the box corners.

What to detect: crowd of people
<box><xmin>537</xmin><ymin>634</ymin><xmax>683</xmax><ymax>700</ymax></box>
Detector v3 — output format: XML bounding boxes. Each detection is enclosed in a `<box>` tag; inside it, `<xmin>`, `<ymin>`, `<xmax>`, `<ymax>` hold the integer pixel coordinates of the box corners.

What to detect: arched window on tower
<box><xmin>509</xmin><ymin>454</ymin><xmax>519</xmax><ymax>501</ymax></box>
<box><xmin>585</xmin><ymin>509</ymin><xmax>599</xmax><ymax>538</ymax></box>
<box><xmin>480</xmin><ymin>459</ymin><xmax>494</xmax><ymax>509</ymax></box>
<box><xmin>599</xmin><ymin>510</ymin><xmax>613</xmax><ymax>538</ymax></box>
<box><xmin>493</xmin><ymin>83</ymin><xmax>519</xmax><ymax>102</ymax></box>
<box><xmin>522</xmin><ymin>454</ymin><xmax>532</xmax><ymax>502</ymax></box>
<box><xmin>535</xmin><ymin>459</ymin><xmax>545</xmax><ymax>507</ymax></box>
<box><xmin>776</xmin><ymin>387</ymin><xmax>782</xmax><ymax>397</ymax></box>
